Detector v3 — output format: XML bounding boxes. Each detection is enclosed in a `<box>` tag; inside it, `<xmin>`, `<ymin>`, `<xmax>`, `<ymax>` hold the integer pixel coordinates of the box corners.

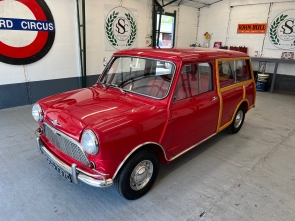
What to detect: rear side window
<box><xmin>235</xmin><ymin>60</ymin><xmax>251</xmax><ymax>83</ymax></box>
<box><xmin>174</xmin><ymin>62</ymin><xmax>213</xmax><ymax>101</ymax></box>
<box><xmin>218</xmin><ymin>59</ymin><xmax>251</xmax><ymax>88</ymax></box>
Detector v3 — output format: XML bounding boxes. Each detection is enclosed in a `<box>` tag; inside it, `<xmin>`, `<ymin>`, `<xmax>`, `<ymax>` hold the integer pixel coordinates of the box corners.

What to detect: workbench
<box><xmin>251</xmin><ymin>57</ymin><xmax>295</xmax><ymax>93</ymax></box>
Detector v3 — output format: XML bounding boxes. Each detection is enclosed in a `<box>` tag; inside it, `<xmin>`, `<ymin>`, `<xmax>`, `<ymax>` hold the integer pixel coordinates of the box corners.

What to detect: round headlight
<box><xmin>32</xmin><ymin>103</ymin><xmax>43</xmax><ymax>122</ymax></box>
<box><xmin>81</xmin><ymin>130</ymin><xmax>99</xmax><ymax>155</ymax></box>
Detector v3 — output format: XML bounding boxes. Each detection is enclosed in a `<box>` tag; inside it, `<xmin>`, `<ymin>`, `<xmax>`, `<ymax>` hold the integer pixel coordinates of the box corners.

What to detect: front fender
<box><xmin>88</xmin><ymin>105</ymin><xmax>168</xmax><ymax>177</ymax></box>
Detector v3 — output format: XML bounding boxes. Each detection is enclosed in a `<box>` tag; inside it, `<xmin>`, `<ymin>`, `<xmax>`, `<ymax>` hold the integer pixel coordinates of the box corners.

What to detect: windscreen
<box><xmin>100</xmin><ymin>57</ymin><xmax>175</xmax><ymax>99</ymax></box>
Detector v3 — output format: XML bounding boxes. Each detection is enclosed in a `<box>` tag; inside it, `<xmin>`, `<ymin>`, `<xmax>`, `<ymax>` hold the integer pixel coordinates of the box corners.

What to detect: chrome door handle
<box><xmin>212</xmin><ymin>96</ymin><xmax>217</xmax><ymax>101</ymax></box>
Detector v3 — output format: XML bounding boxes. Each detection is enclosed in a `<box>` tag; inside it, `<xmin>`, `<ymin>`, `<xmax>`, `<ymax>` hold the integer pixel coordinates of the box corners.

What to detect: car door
<box><xmin>169</xmin><ymin>61</ymin><xmax>220</xmax><ymax>157</ymax></box>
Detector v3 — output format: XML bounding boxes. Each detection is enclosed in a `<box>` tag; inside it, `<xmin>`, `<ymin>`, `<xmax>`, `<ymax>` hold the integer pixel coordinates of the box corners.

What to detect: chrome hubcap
<box><xmin>130</xmin><ymin>160</ymin><xmax>153</xmax><ymax>191</ymax></box>
<box><xmin>234</xmin><ymin>110</ymin><xmax>243</xmax><ymax>128</ymax></box>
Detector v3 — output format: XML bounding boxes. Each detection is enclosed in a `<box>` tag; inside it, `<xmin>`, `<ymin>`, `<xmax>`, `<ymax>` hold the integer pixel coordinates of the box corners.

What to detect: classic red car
<box><xmin>33</xmin><ymin>48</ymin><xmax>256</xmax><ymax>200</ymax></box>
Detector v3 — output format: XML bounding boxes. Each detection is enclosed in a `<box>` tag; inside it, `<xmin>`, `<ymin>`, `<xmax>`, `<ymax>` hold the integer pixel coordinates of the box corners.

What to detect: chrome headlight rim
<box><xmin>81</xmin><ymin>129</ymin><xmax>99</xmax><ymax>155</ymax></box>
<box><xmin>32</xmin><ymin>103</ymin><xmax>43</xmax><ymax>122</ymax></box>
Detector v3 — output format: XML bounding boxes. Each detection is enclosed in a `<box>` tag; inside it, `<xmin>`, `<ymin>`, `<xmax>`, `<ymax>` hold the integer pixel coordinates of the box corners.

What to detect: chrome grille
<box><xmin>43</xmin><ymin>123</ymin><xmax>89</xmax><ymax>165</ymax></box>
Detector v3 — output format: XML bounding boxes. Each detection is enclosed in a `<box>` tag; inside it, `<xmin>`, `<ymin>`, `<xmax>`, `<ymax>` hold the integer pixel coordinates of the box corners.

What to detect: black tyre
<box><xmin>114</xmin><ymin>148</ymin><xmax>159</xmax><ymax>200</ymax></box>
<box><xmin>226</xmin><ymin>105</ymin><xmax>245</xmax><ymax>134</ymax></box>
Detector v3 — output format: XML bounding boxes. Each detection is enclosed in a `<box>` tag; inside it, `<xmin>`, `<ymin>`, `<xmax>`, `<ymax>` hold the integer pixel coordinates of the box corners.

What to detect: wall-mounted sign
<box><xmin>237</xmin><ymin>23</ymin><xmax>267</xmax><ymax>34</ymax></box>
<box><xmin>0</xmin><ymin>0</ymin><xmax>55</xmax><ymax>65</ymax></box>
<box><xmin>265</xmin><ymin>9</ymin><xmax>295</xmax><ymax>50</ymax></box>
<box><xmin>104</xmin><ymin>5</ymin><xmax>137</xmax><ymax>51</ymax></box>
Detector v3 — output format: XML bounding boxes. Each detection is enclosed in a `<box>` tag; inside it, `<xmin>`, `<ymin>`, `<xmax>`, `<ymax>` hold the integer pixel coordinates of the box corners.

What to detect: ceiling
<box><xmin>162</xmin><ymin>0</ymin><xmax>223</xmax><ymax>8</ymax></box>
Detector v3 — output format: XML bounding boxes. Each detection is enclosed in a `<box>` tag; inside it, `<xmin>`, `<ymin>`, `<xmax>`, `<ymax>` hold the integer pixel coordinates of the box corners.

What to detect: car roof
<box><xmin>113</xmin><ymin>47</ymin><xmax>249</xmax><ymax>62</ymax></box>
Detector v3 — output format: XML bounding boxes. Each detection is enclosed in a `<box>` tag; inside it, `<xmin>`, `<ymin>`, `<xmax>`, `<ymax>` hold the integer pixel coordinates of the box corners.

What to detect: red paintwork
<box><xmin>114</xmin><ymin>47</ymin><xmax>248</xmax><ymax>63</ymax></box>
<box><xmin>37</xmin><ymin>47</ymin><xmax>255</xmax><ymax>180</ymax></box>
<box><xmin>245</xmin><ymin>82</ymin><xmax>255</xmax><ymax>107</ymax></box>
<box><xmin>169</xmin><ymin>89</ymin><xmax>219</xmax><ymax>156</ymax></box>
<box><xmin>220</xmin><ymin>86</ymin><xmax>244</xmax><ymax>126</ymax></box>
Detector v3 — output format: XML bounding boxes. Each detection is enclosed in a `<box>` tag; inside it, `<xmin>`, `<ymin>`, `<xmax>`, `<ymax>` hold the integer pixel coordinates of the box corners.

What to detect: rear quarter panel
<box><xmin>220</xmin><ymin>86</ymin><xmax>244</xmax><ymax>126</ymax></box>
<box><xmin>245</xmin><ymin>82</ymin><xmax>255</xmax><ymax>107</ymax></box>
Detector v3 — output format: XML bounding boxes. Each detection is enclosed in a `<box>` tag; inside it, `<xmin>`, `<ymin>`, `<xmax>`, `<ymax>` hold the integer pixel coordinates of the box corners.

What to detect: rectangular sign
<box><xmin>237</xmin><ymin>23</ymin><xmax>267</xmax><ymax>34</ymax></box>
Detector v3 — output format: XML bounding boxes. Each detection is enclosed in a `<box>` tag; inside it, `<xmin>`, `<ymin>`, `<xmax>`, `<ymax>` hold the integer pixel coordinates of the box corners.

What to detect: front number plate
<box><xmin>47</xmin><ymin>158</ymin><xmax>72</xmax><ymax>183</ymax></box>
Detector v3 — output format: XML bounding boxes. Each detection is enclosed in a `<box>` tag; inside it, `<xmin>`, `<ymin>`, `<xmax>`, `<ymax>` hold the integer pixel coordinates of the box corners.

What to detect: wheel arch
<box><xmin>112</xmin><ymin>142</ymin><xmax>167</xmax><ymax>180</ymax></box>
<box><xmin>219</xmin><ymin>99</ymin><xmax>249</xmax><ymax>132</ymax></box>
<box><xmin>241</xmin><ymin>100</ymin><xmax>249</xmax><ymax>112</ymax></box>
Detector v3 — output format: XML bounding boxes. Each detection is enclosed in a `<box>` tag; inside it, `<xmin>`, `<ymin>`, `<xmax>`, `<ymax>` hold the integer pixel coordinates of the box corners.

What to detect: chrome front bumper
<box><xmin>36</xmin><ymin>138</ymin><xmax>113</xmax><ymax>187</ymax></box>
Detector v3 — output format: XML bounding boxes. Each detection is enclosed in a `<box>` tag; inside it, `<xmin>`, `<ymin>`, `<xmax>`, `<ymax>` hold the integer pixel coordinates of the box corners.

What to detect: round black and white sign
<box><xmin>105</xmin><ymin>6</ymin><xmax>137</xmax><ymax>50</ymax></box>
<box><xmin>268</xmin><ymin>9</ymin><xmax>295</xmax><ymax>50</ymax></box>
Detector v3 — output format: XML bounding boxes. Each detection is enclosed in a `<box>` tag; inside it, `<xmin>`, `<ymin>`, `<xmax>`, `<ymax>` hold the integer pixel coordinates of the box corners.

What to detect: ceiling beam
<box><xmin>155</xmin><ymin>0</ymin><xmax>180</xmax><ymax>8</ymax></box>
<box><xmin>178</xmin><ymin>0</ymin><xmax>184</xmax><ymax>6</ymax></box>
<box><xmin>162</xmin><ymin>0</ymin><xmax>179</xmax><ymax>7</ymax></box>
<box><xmin>161</xmin><ymin>0</ymin><xmax>222</xmax><ymax>8</ymax></box>
<box><xmin>189</xmin><ymin>0</ymin><xmax>211</xmax><ymax>7</ymax></box>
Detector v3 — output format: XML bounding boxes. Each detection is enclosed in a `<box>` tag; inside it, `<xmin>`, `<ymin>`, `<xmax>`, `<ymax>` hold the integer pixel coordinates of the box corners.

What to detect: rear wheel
<box><xmin>114</xmin><ymin>148</ymin><xmax>159</xmax><ymax>200</ymax></box>
<box><xmin>226</xmin><ymin>105</ymin><xmax>245</xmax><ymax>134</ymax></box>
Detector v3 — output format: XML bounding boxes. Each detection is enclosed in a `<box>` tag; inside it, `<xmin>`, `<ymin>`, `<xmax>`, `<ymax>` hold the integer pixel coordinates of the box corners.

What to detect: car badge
<box><xmin>50</xmin><ymin>119</ymin><xmax>62</xmax><ymax>127</ymax></box>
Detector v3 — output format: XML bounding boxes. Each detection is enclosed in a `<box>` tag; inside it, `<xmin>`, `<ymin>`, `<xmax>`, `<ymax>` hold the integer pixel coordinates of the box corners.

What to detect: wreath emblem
<box><xmin>125</xmin><ymin>13</ymin><xmax>137</xmax><ymax>47</ymax></box>
<box><xmin>105</xmin><ymin>11</ymin><xmax>119</xmax><ymax>47</ymax></box>
<box><xmin>269</xmin><ymin>14</ymin><xmax>288</xmax><ymax>45</ymax></box>
<box><xmin>105</xmin><ymin>10</ymin><xmax>137</xmax><ymax>48</ymax></box>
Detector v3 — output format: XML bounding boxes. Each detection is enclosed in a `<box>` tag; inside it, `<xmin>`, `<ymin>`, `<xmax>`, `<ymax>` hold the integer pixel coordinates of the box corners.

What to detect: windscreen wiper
<box><xmin>108</xmin><ymin>84</ymin><xmax>126</xmax><ymax>94</ymax></box>
<box><xmin>97</xmin><ymin>81</ymin><xmax>107</xmax><ymax>89</ymax></box>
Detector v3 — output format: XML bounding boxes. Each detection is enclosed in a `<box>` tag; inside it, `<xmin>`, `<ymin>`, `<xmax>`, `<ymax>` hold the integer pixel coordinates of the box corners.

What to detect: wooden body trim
<box><xmin>215</xmin><ymin>57</ymin><xmax>255</xmax><ymax>132</ymax></box>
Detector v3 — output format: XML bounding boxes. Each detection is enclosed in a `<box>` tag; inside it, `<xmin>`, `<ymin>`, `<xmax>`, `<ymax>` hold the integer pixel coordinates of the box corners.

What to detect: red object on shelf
<box><xmin>230</xmin><ymin>46</ymin><xmax>248</xmax><ymax>54</ymax></box>
<box><xmin>239</xmin><ymin>46</ymin><xmax>248</xmax><ymax>54</ymax></box>
<box><xmin>213</xmin><ymin>42</ymin><xmax>222</xmax><ymax>49</ymax></box>
<box><xmin>230</xmin><ymin>46</ymin><xmax>238</xmax><ymax>51</ymax></box>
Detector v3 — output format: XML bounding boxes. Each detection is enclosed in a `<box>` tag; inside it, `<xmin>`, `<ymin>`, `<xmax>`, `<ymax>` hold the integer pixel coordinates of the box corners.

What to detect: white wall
<box><xmin>84</xmin><ymin>0</ymin><xmax>153</xmax><ymax>76</ymax></box>
<box><xmin>0</xmin><ymin>0</ymin><xmax>81</xmax><ymax>85</ymax></box>
<box><xmin>197</xmin><ymin>0</ymin><xmax>295</xmax><ymax>76</ymax></box>
<box><xmin>85</xmin><ymin>0</ymin><xmax>198</xmax><ymax>76</ymax></box>
<box><xmin>197</xmin><ymin>0</ymin><xmax>231</xmax><ymax>47</ymax></box>
<box><xmin>2</xmin><ymin>0</ymin><xmax>294</xmax><ymax>88</ymax></box>
<box><xmin>164</xmin><ymin>5</ymin><xmax>199</xmax><ymax>47</ymax></box>
<box><xmin>263</xmin><ymin>2</ymin><xmax>295</xmax><ymax>75</ymax></box>
<box><xmin>228</xmin><ymin>4</ymin><xmax>269</xmax><ymax>57</ymax></box>
<box><xmin>0</xmin><ymin>0</ymin><xmax>199</xmax><ymax>87</ymax></box>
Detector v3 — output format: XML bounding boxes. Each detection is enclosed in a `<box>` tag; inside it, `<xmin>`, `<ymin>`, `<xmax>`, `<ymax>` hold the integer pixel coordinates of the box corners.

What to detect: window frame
<box><xmin>154</xmin><ymin>11</ymin><xmax>177</xmax><ymax>48</ymax></box>
<box><xmin>98</xmin><ymin>56</ymin><xmax>177</xmax><ymax>100</ymax></box>
<box><xmin>217</xmin><ymin>57</ymin><xmax>252</xmax><ymax>90</ymax></box>
<box><xmin>173</xmin><ymin>61</ymin><xmax>214</xmax><ymax>101</ymax></box>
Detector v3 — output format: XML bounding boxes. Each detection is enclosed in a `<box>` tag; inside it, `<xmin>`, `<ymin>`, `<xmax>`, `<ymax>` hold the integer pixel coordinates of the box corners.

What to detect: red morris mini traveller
<box><xmin>33</xmin><ymin>48</ymin><xmax>256</xmax><ymax>200</ymax></box>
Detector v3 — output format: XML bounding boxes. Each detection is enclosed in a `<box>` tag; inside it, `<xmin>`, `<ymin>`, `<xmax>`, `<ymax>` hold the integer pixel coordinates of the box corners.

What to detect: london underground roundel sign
<box><xmin>0</xmin><ymin>0</ymin><xmax>55</xmax><ymax>65</ymax></box>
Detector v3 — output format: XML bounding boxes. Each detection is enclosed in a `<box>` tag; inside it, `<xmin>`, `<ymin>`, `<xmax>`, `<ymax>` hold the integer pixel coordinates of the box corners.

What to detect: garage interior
<box><xmin>1</xmin><ymin>0</ymin><xmax>295</xmax><ymax>220</ymax></box>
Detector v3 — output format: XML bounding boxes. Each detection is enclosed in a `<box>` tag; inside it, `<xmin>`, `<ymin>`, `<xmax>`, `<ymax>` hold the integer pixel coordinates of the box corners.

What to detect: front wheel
<box><xmin>226</xmin><ymin>105</ymin><xmax>245</xmax><ymax>134</ymax></box>
<box><xmin>114</xmin><ymin>148</ymin><xmax>159</xmax><ymax>200</ymax></box>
